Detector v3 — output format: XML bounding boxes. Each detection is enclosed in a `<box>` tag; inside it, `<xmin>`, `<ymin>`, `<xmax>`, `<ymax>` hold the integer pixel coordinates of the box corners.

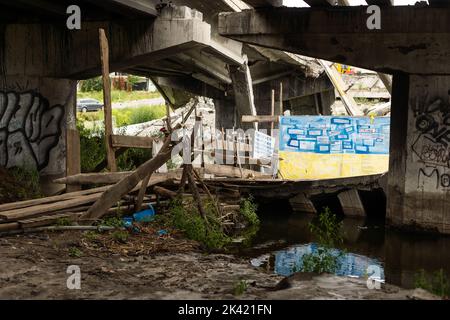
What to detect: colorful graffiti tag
<box><xmin>278</xmin><ymin>116</ymin><xmax>390</xmax><ymax>179</ymax></box>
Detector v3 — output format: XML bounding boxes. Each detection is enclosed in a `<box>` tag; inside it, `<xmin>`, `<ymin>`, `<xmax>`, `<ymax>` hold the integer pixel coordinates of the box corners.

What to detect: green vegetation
<box><xmin>169</xmin><ymin>198</ymin><xmax>231</xmax><ymax>250</ymax></box>
<box><xmin>233</xmin><ymin>280</ymin><xmax>248</xmax><ymax>296</ymax></box>
<box><xmin>112</xmin><ymin>230</ymin><xmax>129</xmax><ymax>243</ymax></box>
<box><xmin>240</xmin><ymin>196</ymin><xmax>259</xmax><ymax>226</ymax></box>
<box><xmin>77</xmin><ymin>104</ymin><xmax>166</xmax><ymax>127</ymax></box>
<box><xmin>78</xmin><ymin>89</ymin><xmax>161</xmax><ymax>103</ymax></box>
<box><xmin>300</xmin><ymin>207</ymin><xmax>345</xmax><ymax>274</ymax></box>
<box><xmin>7</xmin><ymin>166</ymin><xmax>42</xmax><ymax>200</ymax></box>
<box><xmin>415</xmin><ymin>269</ymin><xmax>450</xmax><ymax>298</ymax></box>
<box><xmin>77</xmin><ymin>120</ymin><xmax>153</xmax><ymax>173</ymax></box>
<box><xmin>167</xmin><ymin>196</ymin><xmax>261</xmax><ymax>250</ymax></box>
<box><xmin>68</xmin><ymin>247</ymin><xmax>83</xmax><ymax>258</ymax></box>
<box><xmin>54</xmin><ymin>217</ymin><xmax>72</xmax><ymax>227</ymax></box>
<box><xmin>101</xmin><ymin>216</ymin><xmax>125</xmax><ymax>229</ymax></box>
<box><xmin>79</xmin><ymin>77</ymin><xmax>103</xmax><ymax>92</ymax></box>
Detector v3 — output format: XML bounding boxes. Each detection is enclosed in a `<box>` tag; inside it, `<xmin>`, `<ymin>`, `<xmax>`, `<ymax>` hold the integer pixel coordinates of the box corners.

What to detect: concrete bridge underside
<box><xmin>219</xmin><ymin>6</ymin><xmax>450</xmax><ymax>233</ymax></box>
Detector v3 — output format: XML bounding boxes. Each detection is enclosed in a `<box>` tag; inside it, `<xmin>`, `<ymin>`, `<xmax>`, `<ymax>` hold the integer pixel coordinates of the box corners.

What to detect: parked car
<box><xmin>77</xmin><ymin>98</ymin><xmax>103</xmax><ymax>112</ymax></box>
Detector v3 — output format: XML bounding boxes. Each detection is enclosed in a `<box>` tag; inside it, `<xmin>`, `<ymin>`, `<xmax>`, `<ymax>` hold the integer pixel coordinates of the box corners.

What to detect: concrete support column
<box><xmin>214</xmin><ymin>99</ymin><xmax>235</xmax><ymax>130</ymax></box>
<box><xmin>229</xmin><ymin>59</ymin><xmax>257</xmax><ymax>130</ymax></box>
<box><xmin>387</xmin><ymin>74</ymin><xmax>450</xmax><ymax>234</ymax></box>
<box><xmin>0</xmin><ymin>76</ymin><xmax>76</xmax><ymax>194</ymax></box>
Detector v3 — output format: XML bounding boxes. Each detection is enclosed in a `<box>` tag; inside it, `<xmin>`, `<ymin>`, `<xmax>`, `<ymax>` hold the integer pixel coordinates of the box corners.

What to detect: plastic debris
<box><xmin>122</xmin><ymin>217</ymin><xmax>134</xmax><ymax>228</ymax></box>
<box><xmin>157</xmin><ymin>229</ymin><xmax>168</xmax><ymax>237</ymax></box>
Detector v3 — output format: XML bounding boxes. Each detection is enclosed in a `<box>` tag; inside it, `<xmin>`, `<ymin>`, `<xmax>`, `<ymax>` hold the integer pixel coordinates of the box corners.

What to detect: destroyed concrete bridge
<box><xmin>1</xmin><ymin>0</ymin><xmax>450</xmax><ymax>234</ymax></box>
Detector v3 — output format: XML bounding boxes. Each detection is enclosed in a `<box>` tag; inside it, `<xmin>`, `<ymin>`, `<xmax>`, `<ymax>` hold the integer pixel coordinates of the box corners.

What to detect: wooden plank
<box><xmin>319</xmin><ymin>60</ymin><xmax>363</xmax><ymax>116</ymax></box>
<box><xmin>18</xmin><ymin>213</ymin><xmax>80</xmax><ymax>229</ymax></box>
<box><xmin>153</xmin><ymin>186</ymin><xmax>177</xmax><ymax>199</ymax></box>
<box><xmin>0</xmin><ymin>186</ymin><xmax>110</xmax><ymax>213</ymax></box>
<box><xmin>111</xmin><ymin>135</ymin><xmax>154</xmax><ymax>149</ymax></box>
<box><xmin>0</xmin><ymin>222</ymin><xmax>20</xmax><ymax>232</ymax></box>
<box><xmin>54</xmin><ymin>170</ymin><xmax>185</xmax><ymax>186</ymax></box>
<box><xmin>242</xmin><ymin>115</ymin><xmax>279</xmax><ymax>123</ymax></box>
<box><xmin>204</xmin><ymin>164</ymin><xmax>271</xmax><ymax>179</ymax></box>
<box><xmin>99</xmin><ymin>28</ymin><xmax>117</xmax><ymax>172</ymax></box>
<box><xmin>271</xmin><ymin>89</ymin><xmax>275</xmax><ymax>136</ymax></box>
<box><xmin>0</xmin><ymin>193</ymin><xmax>101</xmax><ymax>221</ymax></box>
<box><xmin>66</xmin><ymin>129</ymin><xmax>81</xmax><ymax>192</ymax></box>
<box><xmin>54</xmin><ymin>172</ymin><xmax>131</xmax><ymax>185</ymax></box>
<box><xmin>279</xmin><ymin>82</ymin><xmax>283</xmax><ymax>116</ymax></box>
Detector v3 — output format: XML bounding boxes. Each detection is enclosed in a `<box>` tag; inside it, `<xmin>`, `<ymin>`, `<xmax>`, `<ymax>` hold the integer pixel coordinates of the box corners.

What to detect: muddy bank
<box><xmin>0</xmin><ymin>231</ymin><xmax>434</xmax><ymax>300</ymax></box>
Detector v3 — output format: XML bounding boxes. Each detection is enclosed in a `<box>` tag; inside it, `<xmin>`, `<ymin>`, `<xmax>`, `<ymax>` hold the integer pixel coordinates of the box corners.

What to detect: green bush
<box><xmin>8</xmin><ymin>166</ymin><xmax>43</xmax><ymax>200</ymax></box>
<box><xmin>300</xmin><ymin>207</ymin><xmax>345</xmax><ymax>274</ymax></box>
<box><xmin>128</xmin><ymin>105</ymin><xmax>165</xmax><ymax>126</ymax></box>
<box><xmin>169</xmin><ymin>198</ymin><xmax>231</xmax><ymax>250</ymax></box>
<box><xmin>79</xmin><ymin>77</ymin><xmax>103</xmax><ymax>92</ymax></box>
<box><xmin>240</xmin><ymin>196</ymin><xmax>259</xmax><ymax>226</ymax></box>
<box><xmin>415</xmin><ymin>269</ymin><xmax>450</xmax><ymax>298</ymax></box>
<box><xmin>77</xmin><ymin>117</ymin><xmax>154</xmax><ymax>173</ymax></box>
<box><xmin>77</xmin><ymin>105</ymin><xmax>165</xmax><ymax>127</ymax></box>
<box><xmin>77</xmin><ymin>121</ymin><xmax>106</xmax><ymax>173</ymax></box>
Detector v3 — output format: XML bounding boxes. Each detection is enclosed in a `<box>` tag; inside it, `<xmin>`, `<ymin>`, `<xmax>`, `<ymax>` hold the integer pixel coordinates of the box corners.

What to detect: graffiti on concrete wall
<box><xmin>0</xmin><ymin>91</ymin><xmax>64</xmax><ymax>171</ymax></box>
<box><xmin>412</xmin><ymin>96</ymin><xmax>450</xmax><ymax>189</ymax></box>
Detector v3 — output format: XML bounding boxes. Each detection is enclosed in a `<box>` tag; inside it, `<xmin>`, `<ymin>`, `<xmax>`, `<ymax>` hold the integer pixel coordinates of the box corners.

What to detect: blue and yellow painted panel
<box><xmin>278</xmin><ymin>116</ymin><xmax>390</xmax><ymax>180</ymax></box>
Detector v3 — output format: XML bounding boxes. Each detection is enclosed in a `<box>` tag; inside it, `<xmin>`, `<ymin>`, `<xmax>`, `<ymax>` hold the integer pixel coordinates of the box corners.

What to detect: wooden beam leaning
<box><xmin>242</xmin><ymin>115</ymin><xmax>279</xmax><ymax>123</ymax></box>
<box><xmin>99</xmin><ymin>28</ymin><xmax>117</xmax><ymax>172</ymax></box>
<box><xmin>79</xmin><ymin>125</ymin><xmax>182</xmax><ymax>222</ymax></box>
<box><xmin>111</xmin><ymin>135</ymin><xmax>154</xmax><ymax>149</ymax></box>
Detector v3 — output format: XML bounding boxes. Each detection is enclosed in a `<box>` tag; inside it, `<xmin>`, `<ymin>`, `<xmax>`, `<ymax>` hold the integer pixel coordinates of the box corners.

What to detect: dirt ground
<box><xmin>0</xmin><ymin>230</ymin><xmax>436</xmax><ymax>300</ymax></box>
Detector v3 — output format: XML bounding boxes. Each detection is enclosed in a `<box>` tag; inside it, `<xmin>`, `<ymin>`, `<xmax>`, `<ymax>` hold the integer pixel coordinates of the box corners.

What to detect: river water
<box><xmin>240</xmin><ymin>212</ymin><xmax>450</xmax><ymax>289</ymax></box>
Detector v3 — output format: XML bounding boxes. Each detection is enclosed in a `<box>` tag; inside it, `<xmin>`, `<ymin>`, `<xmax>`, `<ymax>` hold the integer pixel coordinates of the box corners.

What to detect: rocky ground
<box><xmin>0</xmin><ymin>230</ymin><xmax>438</xmax><ymax>300</ymax></box>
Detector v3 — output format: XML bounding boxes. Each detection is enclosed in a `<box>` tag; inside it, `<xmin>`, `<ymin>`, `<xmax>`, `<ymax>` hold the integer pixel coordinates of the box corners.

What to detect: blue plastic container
<box><xmin>133</xmin><ymin>204</ymin><xmax>156</xmax><ymax>223</ymax></box>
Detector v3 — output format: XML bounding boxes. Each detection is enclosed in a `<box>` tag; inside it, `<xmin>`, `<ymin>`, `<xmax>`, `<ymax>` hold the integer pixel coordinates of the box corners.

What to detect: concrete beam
<box><xmin>428</xmin><ymin>0</ymin><xmax>450</xmax><ymax>7</ymax></box>
<box><xmin>3</xmin><ymin>6</ymin><xmax>212</xmax><ymax>79</ymax></box>
<box><xmin>304</xmin><ymin>0</ymin><xmax>334</xmax><ymax>7</ymax></box>
<box><xmin>83</xmin><ymin>0</ymin><xmax>158</xmax><ymax>17</ymax></box>
<box><xmin>154</xmin><ymin>76</ymin><xmax>229</xmax><ymax>100</ymax></box>
<box><xmin>365</xmin><ymin>0</ymin><xmax>393</xmax><ymax>6</ymax></box>
<box><xmin>218</xmin><ymin>7</ymin><xmax>450</xmax><ymax>74</ymax></box>
<box><xmin>244</xmin><ymin>0</ymin><xmax>283</xmax><ymax>7</ymax></box>
<box><xmin>305</xmin><ymin>0</ymin><xmax>350</xmax><ymax>6</ymax></box>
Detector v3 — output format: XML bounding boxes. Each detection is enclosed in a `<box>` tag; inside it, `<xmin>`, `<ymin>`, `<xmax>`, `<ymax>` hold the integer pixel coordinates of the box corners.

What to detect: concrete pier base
<box><xmin>289</xmin><ymin>193</ymin><xmax>317</xmax><ymax>214</ymax></box>
<box><xmin>387</xmin><ymin>74</ymin><xmax>450</xmax><ymax>234</ymax></box>
<box><xmin>338</xmin><ymin>189</ymin><xmax>366</xmax><ymax>218</ymax></box>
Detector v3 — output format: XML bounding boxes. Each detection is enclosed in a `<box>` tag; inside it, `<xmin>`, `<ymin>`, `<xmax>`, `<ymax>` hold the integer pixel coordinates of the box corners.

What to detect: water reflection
<box><xmin>245</xmin><ymin>213</ymin><xmax>450</xmax><ymax>289</ymax></box>
<box><xmin>251</xmin><ymin>243</ymin><xmax>385</xmax><ymax>280</ymax></box>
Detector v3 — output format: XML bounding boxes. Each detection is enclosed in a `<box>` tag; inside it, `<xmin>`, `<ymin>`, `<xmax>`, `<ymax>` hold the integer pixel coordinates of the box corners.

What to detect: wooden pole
<box><xmin>186</xmin><ymin>165</ymin><xmax>208</xmax><ymax>223</ymax></box>
<box><xmin>279</xmin><ymin>82</ymin><xmax>283</xmax><ymax>116</ymax></box>
<box><xmin>271</xmin><ymin>89</ymin><xmax>275</xmax><ymax>137</ymax></box>
<box><xmin>165</xmin><ymin>103</ymin><xmax>172</xmax><ymax>132</ymax></box>
<box><xmin>99</xmin><ymin>29</ymin><xmax>117</xmax><ymax>172</ymax></box>
<box><xmin>66</xmin><ymin>85</ymin><xmax>81</xmax><ymax>192</ymax></box>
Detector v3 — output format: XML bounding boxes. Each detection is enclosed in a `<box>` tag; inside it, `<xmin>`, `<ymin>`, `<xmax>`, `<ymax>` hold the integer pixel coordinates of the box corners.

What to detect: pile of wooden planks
<box><xmin>0</xmin><ymin>170</ymin><xmax>180</xmax><ymax>234</ymax></box>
